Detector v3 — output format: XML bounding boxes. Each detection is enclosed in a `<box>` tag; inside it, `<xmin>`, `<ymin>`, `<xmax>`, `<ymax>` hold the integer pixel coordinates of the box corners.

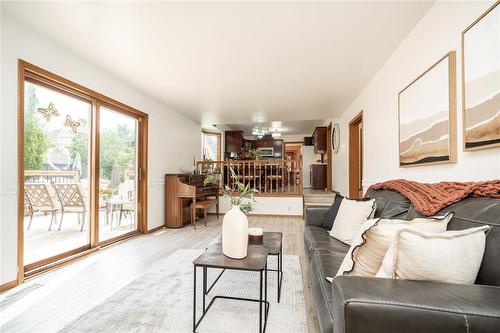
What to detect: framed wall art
<box><xmin>462</xmin><ymin>2</ymin><xmax>500</xmax><ymax>151</ymax></box>
<box><xmin>398</xmin><ymin>52</ymin><xmax>457</xmax><ymax>167</ymax></box>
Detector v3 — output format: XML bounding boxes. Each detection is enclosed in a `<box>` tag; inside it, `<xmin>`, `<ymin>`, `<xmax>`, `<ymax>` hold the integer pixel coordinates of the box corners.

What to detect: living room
<box><xmin>1</xmin><ymin>1</ymin><xmax>499</xmax><ymax>333</ymax></box>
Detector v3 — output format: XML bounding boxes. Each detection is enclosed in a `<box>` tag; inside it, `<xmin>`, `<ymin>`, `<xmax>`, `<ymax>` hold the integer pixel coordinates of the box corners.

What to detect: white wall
<box><xmin>333</xmin><ymin>1</ymin><xmax>500</xmax><ymax>196</ymax></box>
<box><xmin>209</xmin><ymin>196</ymin><xmax>303</xmax><ymax>216</ymax></box>
<box><xmin>0</xmin><ymin>15</ymin><xmax>201</xmax><ymax>284</ymax></box>
<box><xmin>281</xmin><ymin>134</ymin><xmax>307</xmax><ymax>142</ymax></box>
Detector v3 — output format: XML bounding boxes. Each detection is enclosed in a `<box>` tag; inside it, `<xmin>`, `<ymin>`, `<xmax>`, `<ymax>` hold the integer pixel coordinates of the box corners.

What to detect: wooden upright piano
<box><xmin>165</xmin><ymin>174</ymin><xmax>219</xmax><ymax>228</ymax></box>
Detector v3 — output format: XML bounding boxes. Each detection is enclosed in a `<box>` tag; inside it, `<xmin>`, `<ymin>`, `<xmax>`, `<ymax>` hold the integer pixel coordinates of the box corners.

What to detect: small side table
<box><xmin>261</xmin><ymin>232</ymin><xmax>283</xmax><ymax>303</ymax></box>
<box><xmin>193</xmin><ymin>243</ymin><xmax>270</xmax><ymax>333</ymax></box>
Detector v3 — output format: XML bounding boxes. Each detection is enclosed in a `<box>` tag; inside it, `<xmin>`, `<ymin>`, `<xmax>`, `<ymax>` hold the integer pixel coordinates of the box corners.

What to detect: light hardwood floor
<box><xmin>0</xmin><ymin>216</ymin><xmax>320</xmax><ymax>333</ymax></box>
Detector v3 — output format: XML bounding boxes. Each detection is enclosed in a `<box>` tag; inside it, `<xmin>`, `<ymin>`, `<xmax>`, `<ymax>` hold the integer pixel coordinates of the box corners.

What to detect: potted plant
<box><xmin>204</xmin><ymin>167</ymin><xmax>259</xmax><ymax>259</ymax></box>
<box><xmin>249</xmin><ymin>148</ymin><xmax>264</xmax><ymax>160</ymax></box>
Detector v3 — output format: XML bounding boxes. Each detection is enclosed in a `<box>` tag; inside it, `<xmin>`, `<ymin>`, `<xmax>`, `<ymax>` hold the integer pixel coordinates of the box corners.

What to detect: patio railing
<box><xmin>25</xmin><ymin>170</ymin><xmax>79</xmax><ymax>184</ymax></box>
<box><xmin>197</xmin><ymin>159</ymin><xmax>303</xmax><ymax>196</ymax></box>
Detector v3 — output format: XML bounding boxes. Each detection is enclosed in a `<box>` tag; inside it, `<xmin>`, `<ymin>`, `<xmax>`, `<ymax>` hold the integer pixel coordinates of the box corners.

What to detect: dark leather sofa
<box><xmin>304</xmin><ymin>189</ymin><xmax>500</xmax><ymax>333</ymax></box>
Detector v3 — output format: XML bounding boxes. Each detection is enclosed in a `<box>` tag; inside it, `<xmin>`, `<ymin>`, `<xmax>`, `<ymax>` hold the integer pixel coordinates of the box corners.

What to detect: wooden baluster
<box><xmin>282</xmin><ymin>160</ymin><xmax>286</xmax><ymax>193</ymax></box>
<box><xmin>274</xmin><ymin>162</ymin><xmax>280</xmax><ymax>193</ymax></box>
<box><xmin>299</xmin><ymin>159</ymin><xmax>303</xmax><ymax>194</ymax></box>
<box><xmin>288</xmin><ymin>161</ymin><xmax>291</xmax><ymax>193</ymax></box>
<box><xmin>253</xmin><ymin>161</ymin><xmax>256</xmax><ymax>191</ymax></box>
<box><xmin>264</xmin><ymin>161</ymin><xmax>268</xmax><ymax>193</ymax></box>
<box><xmin>293</xmin><ymin>161</ymin><xmax>300</xmax><ymax>193</ymax></box>
<box><xmin>228</xmin><ymin>162</ymin><xmax>232</xmax><ymax>190</ymax></box>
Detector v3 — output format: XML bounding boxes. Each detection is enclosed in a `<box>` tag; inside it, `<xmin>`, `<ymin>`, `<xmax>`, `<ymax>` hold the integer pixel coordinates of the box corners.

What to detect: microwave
<box><xmin>256</xmin><ymin>147</ymin><xmax>274</xmax><ymax>157</ymax></box>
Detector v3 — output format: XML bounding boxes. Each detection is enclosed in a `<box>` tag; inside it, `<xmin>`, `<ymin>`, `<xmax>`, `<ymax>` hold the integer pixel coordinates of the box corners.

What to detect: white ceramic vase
<box><xmin>222</xmin><ymin>205</ymin><xmax>249</xmax><ymax>259</ymax></box>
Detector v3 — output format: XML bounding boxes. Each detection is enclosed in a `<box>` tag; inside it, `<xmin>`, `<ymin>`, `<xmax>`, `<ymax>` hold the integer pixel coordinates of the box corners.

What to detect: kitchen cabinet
<box><xmin>225</xmin><ymin>131</ymin><xmax>244</xmax><ymax>153</ymax></box>
<box><xmin>250</xmin><ymin>138</ymin><xmax>284</xmax><ymax>158</ymax></box>
<box><xmin>312</xmin><ymin>127</ymin><xmax>327</xmax><ymax>153</ymax></box>
<box><xmin>310</xmin><ymin>164</ymin><xmax>327</xmax><ymax>190</ymax></box>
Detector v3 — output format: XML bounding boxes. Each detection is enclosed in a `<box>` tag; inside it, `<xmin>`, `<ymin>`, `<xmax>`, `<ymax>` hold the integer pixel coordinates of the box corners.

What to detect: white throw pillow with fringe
<box><xmin>336</xmin><ymin>212</ymin><xmax>454</xmax><ymax>277</ymax></box>
<box><xmin>376</xmin><ymin>225</ymin><xmax>488</xmax><ymax>284</ymax></box>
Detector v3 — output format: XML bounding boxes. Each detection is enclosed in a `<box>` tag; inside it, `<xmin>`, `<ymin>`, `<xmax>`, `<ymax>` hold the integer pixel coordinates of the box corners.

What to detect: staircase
<box><xmin>303</xmin><ymin>189</ymin><xmax>336</xmax><ymax>206</ymax></box>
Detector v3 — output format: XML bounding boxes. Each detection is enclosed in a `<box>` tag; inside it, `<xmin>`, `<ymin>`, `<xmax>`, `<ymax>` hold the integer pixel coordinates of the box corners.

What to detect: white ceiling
<box><xmin>221</xmin><ymin>119</ymin><xmax>326</xmax><ymax>136</ymax></box>
<box><xmin>3</xmin><ymin>1</ymin><xmax>433</xmax><ymax>126</ymax></box>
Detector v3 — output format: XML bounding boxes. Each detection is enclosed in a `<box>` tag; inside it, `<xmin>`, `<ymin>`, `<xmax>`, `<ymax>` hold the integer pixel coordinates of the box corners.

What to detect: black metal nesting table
<box><xmin>192</xmin><ymin>232</ymin><xmax>283</xmax><ymax>333</ymax></box>
<box><xmin>261</xmin><ymin>232</ymin><xmax>284</xmax><ymax>302</ymax></box>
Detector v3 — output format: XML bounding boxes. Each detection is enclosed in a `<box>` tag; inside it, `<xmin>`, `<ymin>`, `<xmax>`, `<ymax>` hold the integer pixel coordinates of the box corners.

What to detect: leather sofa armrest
<box><xmin>331</xmin><ymin>276</ymin><xmax>500</xmax><ymax>333</ymax></box>
<box><xmin>305</xmin><ymin>206</ymin><xmax>329</xmax><ymax>227</ymax></box>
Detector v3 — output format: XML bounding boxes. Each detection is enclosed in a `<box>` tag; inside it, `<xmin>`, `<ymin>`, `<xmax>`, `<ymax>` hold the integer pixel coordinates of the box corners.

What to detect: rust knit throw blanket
<box><xmin>368</xmin><ymin>179</ymin><xmax>500</xmax><ymax>216</ymax></box>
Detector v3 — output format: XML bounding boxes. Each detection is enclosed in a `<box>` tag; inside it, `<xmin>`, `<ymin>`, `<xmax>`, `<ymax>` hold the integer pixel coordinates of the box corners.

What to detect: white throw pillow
<box><xmin>376</xmin><ymin>225</ymin><xmax>489</xmax><ymax>284</ymax></box>
<box><xmin>329</xmin><ymin>198</ymin><xmax>376</xmax><ymax>245</ymax></box>
<box><xmin>336</xmin><ymin>212</ymin><xmax>454</xmax><ymax>277</ymax></box>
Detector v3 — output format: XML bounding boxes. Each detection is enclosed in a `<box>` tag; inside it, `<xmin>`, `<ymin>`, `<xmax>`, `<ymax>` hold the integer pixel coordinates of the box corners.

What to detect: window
<box><xmin>202</xmin><ymin>131</ymin><xmax>221</xmax><ymax>161</ymax></box>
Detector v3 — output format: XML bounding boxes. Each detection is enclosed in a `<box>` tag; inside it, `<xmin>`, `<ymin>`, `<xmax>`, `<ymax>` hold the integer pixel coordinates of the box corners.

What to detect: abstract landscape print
<box><xmin>462</xmin><ymin>2</ymin><xmax>500</xmax><ymax>151</ymax></box>
<box><xmin>398</xmin><ymin>52</ymin><xmax>456</xmax><ymax>167</ymax></box>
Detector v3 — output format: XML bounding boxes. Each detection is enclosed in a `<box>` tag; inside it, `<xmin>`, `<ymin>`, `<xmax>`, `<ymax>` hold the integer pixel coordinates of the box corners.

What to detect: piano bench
<box><xmin>191</xmin><ymin>199</ymin><xmax>219</xmax><ymax>228</ymax></box>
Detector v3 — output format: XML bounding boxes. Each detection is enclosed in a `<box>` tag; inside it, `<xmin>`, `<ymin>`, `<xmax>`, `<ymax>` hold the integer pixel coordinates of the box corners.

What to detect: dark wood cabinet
<box><xmin>225</xmin><ymin>131</ymin><xmax>244</xmax><ymax>153</ymax></box>
<box><xmin>250</xmin><ymin>137</ymin><xmax>284</xmax><ymax>158</ymax></box>
<box><xmin>312</xmin><ymin>127</ymin><xmax>327</xmax><ymax>153</ymax></box>
<box><xmin>274</xmin><ymin>140</ymin><xmax>283</xmax><ymax>158</ymax></box>
<box><xmin>310</xmin><ymin>164</ymin><xmax>327</xmax><ymax>190</ymax></box>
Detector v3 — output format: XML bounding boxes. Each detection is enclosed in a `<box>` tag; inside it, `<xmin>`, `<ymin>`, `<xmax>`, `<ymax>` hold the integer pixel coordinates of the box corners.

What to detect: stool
<box><xmin>191</xmin><ymin>198</ymin><xmax>219</xmax><ymax>229</ymax></box>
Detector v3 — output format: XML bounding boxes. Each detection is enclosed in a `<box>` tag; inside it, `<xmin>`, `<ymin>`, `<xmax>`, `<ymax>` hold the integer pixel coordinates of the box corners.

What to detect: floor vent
<box><xmin>0</xmin><ymin>283</ymin><xmax>43</xmax><ymax>308</ymax></box>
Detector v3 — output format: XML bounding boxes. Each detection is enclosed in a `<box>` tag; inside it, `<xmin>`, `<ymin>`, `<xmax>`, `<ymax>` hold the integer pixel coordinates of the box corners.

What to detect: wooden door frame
<box><xmin>326</xmin><ymin>122</ymin><xmax>333</xmax><ymax>191</ymax></box>
<box><xmin>17</xmin><ymin>60</ymin><xmax>148</xmax><ymax>283</ymax></box>
<box><xmin>348</xmin><ymin>111</ymin><xmax>363</xmax><ymax>199</ymax></box>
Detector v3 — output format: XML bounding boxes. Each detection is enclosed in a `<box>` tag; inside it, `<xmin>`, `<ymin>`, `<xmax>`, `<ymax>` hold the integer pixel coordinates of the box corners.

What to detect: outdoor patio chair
<box><xmin>24</xmin><ymin>183</ymin><xmax>60</xmax><ymax>231</ymax></box>
<box><xmin>117</xmin><ymin>180</ymin><xmax>135</xmax><ymax>226</ymax></box>
<box><xmin>53</xmin><ymin>183</ymin><xmax>87</xmax><ymax>232</ymax></box>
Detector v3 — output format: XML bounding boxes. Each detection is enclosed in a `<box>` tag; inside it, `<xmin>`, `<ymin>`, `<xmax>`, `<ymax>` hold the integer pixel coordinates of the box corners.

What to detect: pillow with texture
<box><xmin>376</xmin><ymin>225</ymin><xmax>488</xmax><ymax>284</ymax></box>
<box><xmin>329</xmin><ymin>197</ymin><xmax>376</xmax><ymax>245</ymax></box>
<box><xmin>336</xmin><ymin>212</ymin><xmax>454</xmax><ymax>277</ymax></box>
<box><xmin>321</xmin><ymin>193</ymin><xmax>344</xmax><ymax>229</ymax></box>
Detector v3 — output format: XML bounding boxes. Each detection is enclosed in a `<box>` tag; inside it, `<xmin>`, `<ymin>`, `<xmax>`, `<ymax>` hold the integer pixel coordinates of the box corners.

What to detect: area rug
<box><xmin>60</xmin><ymin>249</ymin><xmax>308</xmax><ymax>332</ymax></box>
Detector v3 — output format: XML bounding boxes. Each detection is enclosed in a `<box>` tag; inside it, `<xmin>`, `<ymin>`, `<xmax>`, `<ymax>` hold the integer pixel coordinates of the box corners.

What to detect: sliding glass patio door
<box><xmin>23</xmin><ymin>79</ymin><xmax>92</xmax><ymax>268</ymax></box>
<box><xmin>19</xmin><ymin>61</ymin><xmax>147</xmax><ymax>277</ymax></box>
<box><xmin>98</xmin><ymin>106</ymin><xmax>139</xmax><ymax>242</ymax></box>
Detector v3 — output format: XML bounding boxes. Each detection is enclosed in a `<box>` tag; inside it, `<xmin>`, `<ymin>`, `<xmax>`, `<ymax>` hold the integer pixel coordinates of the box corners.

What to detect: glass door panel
<box><xmin>98</xmin><ymin>106</ymin><xmax>139</xmax><ymax>241</ymax></box>
<box><xmin>23</xmin><ymin>80</ymin><xmax>91</xmax><ymax>266</ymax></box>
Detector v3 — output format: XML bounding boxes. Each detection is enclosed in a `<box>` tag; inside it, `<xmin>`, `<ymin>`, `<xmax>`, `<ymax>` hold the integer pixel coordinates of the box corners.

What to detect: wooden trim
<box><xmin>90</xmin><ymin>101</ymin><xmax>100</xmax><ymax>247</ymax></box>
<box><xmin>24</xmin><ymin>74</ymin><xmax>93</xmax><ymax>104</ymax></box>
<box><xmin>17</xmin><ymin>60</ymin><xmax>26</xmax><ymax>285</ymax></box>
<box><xmin>146</xmin><ymin>225</ymin><xmax>165</xmax><ymax>234</ymax></box>
<box><xmin>201</xmin><ymin>129</ymin><xmax>222</xmax><ymax>135</ymax></box>
<box><xmin>98</xmin><ymin>230</ymin><xmax>141</xmax><ymax>247</ymax></box>
<box><xmin>0</xmin><ymin>279</ymin><xmax>19</xmax><ymax>293</ymax></box>
<box><xmin>24</xmin><ymin>247</ymin><xmax>100</xmax><ymax>280</ymax></box>
<box><xmin>349</xmin><ymin>111</ymin><xmax>363</xmax><ymax>126</ymax></box>
<box><xmin>397</xmin><ymin>52</ymin><xmax>457</xmax><ymax>167</ymax></box>
<box><xmin>139</xmin><ymin>115</ymin><xmax>149</xmax><ymax>233</ymax></box>
<box><xmin>17</xmin><ymin>60</ymin><xmax>149</xmax><ymax>285</ymax></box>
<box><xmin>326</xmin><ymin>122</ymin><xmax>333</xmax><ymax>191</ymax></box>
<box><xmin>19</xmin><ymin>60</ymin><xmax>147</xmax><ymax>118</ymax></box>
<box><xmin>349</xmin><ymin>111</ymin><xmax>363</xmax><ymax>199</ymax></box>
<box><xmin>24</xmin><ymin>245</ymin><xmax>92</xmax><ymax>272</ymax></box>
<box><xmin>25</xmin><ymin>230</ymin><xmax>141</xmax><ymax>280</ymax></box>
<box><xmin>461</xmin><ymin>2</ymin><xmax>500</xmax><ymax>151</ymax></box>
